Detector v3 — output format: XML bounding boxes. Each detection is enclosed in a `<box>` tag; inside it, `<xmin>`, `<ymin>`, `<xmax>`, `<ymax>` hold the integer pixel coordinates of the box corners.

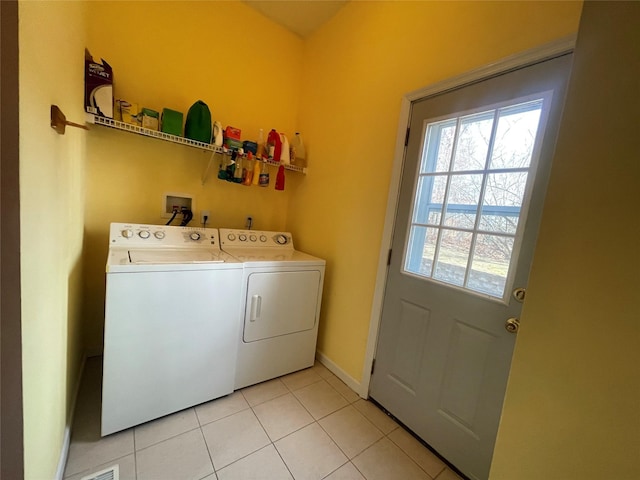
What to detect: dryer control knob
<box><xmin>138</xmin><ymin>230</ymin><xmax>150</xmax><ymax>239</ymax></box>
<box><xmin>275</xmin><ymin>234</ymin><xmax>288</xmax><ymax>245</ymax></box>
<box><xmin>239</xmin><ymin>234</ymin><xmax>247</xmax><ymax>242</ymax></box>
<box><xmin>154</xmin><ymin>231</ymin><xmax>165</xmax><ymax>240</ymax></box>
<box><xmin>228</xmin><ymin>234</ymin><xmax>236</xmax><ymax>241</ymax></box>
<box><xmin>122</xmin><ymin>229</ymin><xmax>133</xmax><ymax>238</ymax></box>
<box><xmin>259</xmin><ymin>235</ymin><xmax>267</xmax><ymax>242</ymax></box>
<box><xmin>249</xmin><ymin>235</ymin><xmax>257</xmax><ymax>242</ymax></box>
<box><xmin>190</xmin><ymin>232</ymin><xmax>201</xmax><ymax>241</ymax></box>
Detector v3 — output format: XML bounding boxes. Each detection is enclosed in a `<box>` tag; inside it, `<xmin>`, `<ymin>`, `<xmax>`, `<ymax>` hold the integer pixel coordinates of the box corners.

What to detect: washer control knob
<box><xmin>138</xmin><ymin>230</ymin><xmax>150</xmax><ymax>239</ymax></box>
<box><xmin>239</xmin><ymin>234</ymin><xmax>247</xmax><ymax>242</ymax></box>
<box><xmin>228</xmin><ymin>234</ymin><xmax>236</xmax><ymax>241</ymax></box>
<box><xmin>154</xmin><ymin>231</ymin><xmax>165</xmax><ymax>240</ymax></box>
<box><xmin>249</xmin><ymin>235</ymin><xmax>257</xmax><ymax>242</ymax></box>
<box><xmin>122</xmin><ymin>229</ymin><xmax>133</xmax><ymax>238</ymax></box>
<box><xmin>275</xmin><ymin>234</ymin><xmax>288</xmax><ymax>245</ymax></box>
<box><xmin>190</xmin><ymin>232</ymin><xmax>201</xmax><ymax>241</ymax></box>
<box><xmin>259</xmin><ymin>235</ymin><xmax>267</xmax><ymax>242</ymax></box>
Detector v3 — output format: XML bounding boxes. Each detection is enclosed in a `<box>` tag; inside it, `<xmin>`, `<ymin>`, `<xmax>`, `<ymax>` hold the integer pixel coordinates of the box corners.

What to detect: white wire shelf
<box><xmin>85</xmin><ymin>113</ymin><xmax>307</xmax><ymax>175</ymax></box>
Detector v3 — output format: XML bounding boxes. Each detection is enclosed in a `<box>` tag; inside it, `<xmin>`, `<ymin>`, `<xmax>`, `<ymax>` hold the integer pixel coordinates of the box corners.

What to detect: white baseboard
<box><xmin>55</xmin><ymin>353</ymin><xmax>87</xmax><ymax>480</ymax></box>
<box><xmin>315</xmin><ymin>351</ymin><xmax>367</xmax><ymax>398</ymax></box>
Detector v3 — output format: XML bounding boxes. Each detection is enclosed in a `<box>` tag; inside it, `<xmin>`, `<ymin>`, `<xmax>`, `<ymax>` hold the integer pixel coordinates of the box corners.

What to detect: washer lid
<box><xmin>222</xmin><ymin>247</ymin><xmax>325</xmax><ymax>266</ymax></box>
<box><xmin>129</xmin><ymin>249</ymin><xmax>224</xmax><ymax>264</ymax></box>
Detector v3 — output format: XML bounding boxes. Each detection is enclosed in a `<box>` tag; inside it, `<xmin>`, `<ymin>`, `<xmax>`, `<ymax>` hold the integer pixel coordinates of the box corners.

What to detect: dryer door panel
<box><xmin>244</xmin><ymin>270</ymin><xmax>321</xmax><ymax>342</ymax></box>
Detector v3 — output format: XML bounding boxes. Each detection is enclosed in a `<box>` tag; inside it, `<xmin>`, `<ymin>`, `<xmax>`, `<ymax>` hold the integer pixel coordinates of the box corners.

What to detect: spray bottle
<box><xmin>233</xmin><ymin>148</ymin><xmax>244</xmax><ymax>184</ymax></box>
<box><xmin>242</xmin><ymin>152</ymin><xmax>254</xmax><ymax>186</ymax></box>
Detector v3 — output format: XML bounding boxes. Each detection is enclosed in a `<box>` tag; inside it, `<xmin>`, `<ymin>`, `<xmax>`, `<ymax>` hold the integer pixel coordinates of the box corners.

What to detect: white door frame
<box><xmin>359</xmin><ymin>35</ymin><xmax>577</xmax><ymax>397</ymax></box>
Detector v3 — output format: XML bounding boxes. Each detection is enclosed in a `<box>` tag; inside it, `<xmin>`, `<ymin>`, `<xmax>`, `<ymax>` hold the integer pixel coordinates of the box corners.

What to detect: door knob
<box><xmin>505</xmin><ymin>317</ymin><xmax>520</xmax><ymax>334</ymax></box>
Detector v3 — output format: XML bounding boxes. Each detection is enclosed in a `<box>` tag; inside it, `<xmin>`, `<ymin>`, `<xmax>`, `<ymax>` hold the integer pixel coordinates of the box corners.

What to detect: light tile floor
<box><xmin>64</xmin><ymin>357</ymin><xmax>463</xmax><ymax>480</ymax></box>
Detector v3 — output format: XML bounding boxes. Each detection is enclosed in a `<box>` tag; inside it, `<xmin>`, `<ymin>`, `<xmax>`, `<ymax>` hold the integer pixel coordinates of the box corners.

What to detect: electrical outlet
<box><xmin>201</xmin><ymin>210</ymin><xmax>211</xmax><ymax>225</ymax></box>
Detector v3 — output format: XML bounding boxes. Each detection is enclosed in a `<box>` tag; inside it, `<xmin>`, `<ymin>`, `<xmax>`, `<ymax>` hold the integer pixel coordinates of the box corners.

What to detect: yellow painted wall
<box><xmin>292</xmin><ymin>1</ymin><xmax>583</xmax><ymax>380</ymax></box>
<box><xmin>19</xmin><ymin>1</ymin><xmax>87</xmax><ymax>478</ymax></box>
<box><xmin>490</xmin><ymin>2</ymin><xmax>640</xmax><ymax>478</ymax></box>
<box><xmin>83</xmin><ymin>0</ymin><xmax>304</xmax><ymax>351</ymax></box>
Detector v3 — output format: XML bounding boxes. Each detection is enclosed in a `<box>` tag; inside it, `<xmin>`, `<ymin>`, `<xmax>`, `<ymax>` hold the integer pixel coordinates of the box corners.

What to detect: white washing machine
<box><xmin>219</xmin><ymin>229</ymin><xmax>326</xmax><ymax>389</ymax></box>
<box><xmin>102</xmin><ymin>223</ymin><xmax>243</xmax><ymax>436</ymax></box>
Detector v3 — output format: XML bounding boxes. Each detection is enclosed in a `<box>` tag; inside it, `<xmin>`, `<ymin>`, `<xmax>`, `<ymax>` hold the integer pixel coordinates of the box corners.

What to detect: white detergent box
<box><xmin>84</xmin><ymin>48</ymin><xmax>113</xmax><ymax>118</ymax></box>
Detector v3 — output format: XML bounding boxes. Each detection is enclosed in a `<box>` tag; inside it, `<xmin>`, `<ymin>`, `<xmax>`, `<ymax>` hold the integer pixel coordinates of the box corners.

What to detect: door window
<box><xmin>404</xmin><ymin>96</ymin><xmax>548</xmax><ymax>300</ymax></box>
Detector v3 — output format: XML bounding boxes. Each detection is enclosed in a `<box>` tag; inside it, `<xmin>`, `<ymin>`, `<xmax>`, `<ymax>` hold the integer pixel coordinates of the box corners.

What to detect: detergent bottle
<box><xmin>267</xmin><ymin>129</ymin><xmax>281</xmax><ymax>162</ymax></box>
<box><xmin>292</xmin><ymin>132</ymin><xmax>306</xmax><ymax>167</ymax></box>
<box><xmin>252</xmin><ymin>154</ymin><xmax>261</xmax><ymax>185</ymax></box>
<box><xmin>275</xmin><ymin>165</ymin><xmax>285</xmax><ymax>191</ymax></box>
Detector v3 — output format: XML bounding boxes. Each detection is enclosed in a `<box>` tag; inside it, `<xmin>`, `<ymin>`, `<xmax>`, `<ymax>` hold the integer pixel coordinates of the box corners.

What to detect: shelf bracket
<box><xmin>51</xmin><ymin>105</ymin><xmax>89</xmax><ymax>135</ymax></box>
<box><xmin>201</xmin><ymin>150</ymin><xmax>219</xmax><ymax>185</ymax></box>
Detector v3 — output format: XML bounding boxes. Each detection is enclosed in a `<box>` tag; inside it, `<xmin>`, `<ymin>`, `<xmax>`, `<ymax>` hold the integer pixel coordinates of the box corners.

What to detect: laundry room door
<box><xmin>369</xmin><ymin>54</ymin><xmax>573</xmax><ymax>480</ymax></box>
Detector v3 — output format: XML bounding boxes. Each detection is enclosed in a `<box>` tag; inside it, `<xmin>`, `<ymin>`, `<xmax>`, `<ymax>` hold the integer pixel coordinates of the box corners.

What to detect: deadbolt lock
<box><xmin>505</xmin><ymin>317</ymin><xmax>520</xmax><ymax>334</ymax></box>
<box><xmin>512</xmin><ymin>287</ymin><xmax>526</xmax><ymax>303</ymax></box>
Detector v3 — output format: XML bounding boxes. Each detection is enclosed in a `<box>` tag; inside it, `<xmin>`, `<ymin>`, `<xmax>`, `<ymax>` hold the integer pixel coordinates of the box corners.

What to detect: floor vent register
<box><xmin>80</xmin><ymin>465</ymin><xmax>119</xmax><ymax>480</ymax></box>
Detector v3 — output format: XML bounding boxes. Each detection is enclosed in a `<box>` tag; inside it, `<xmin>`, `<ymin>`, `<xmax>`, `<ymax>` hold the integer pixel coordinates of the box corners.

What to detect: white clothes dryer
<box><xmin>102</xmin><ymin>223</ymin><xmax>242</xmax><ymax>436</ymax></box>
<box><xmin>219</xmin><ymin>229</ymin><xmax>326</xmax><ymax>389</ymax></box>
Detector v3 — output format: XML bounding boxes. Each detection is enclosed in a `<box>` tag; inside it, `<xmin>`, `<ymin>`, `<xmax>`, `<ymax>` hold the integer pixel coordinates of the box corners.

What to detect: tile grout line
<box><xmin>192</xmin><ymin>403</ymin><xmax>216</xmax><ymax>475</ymax></box>
<box><xmin>318</xmin><ymin>458</ymin><xmax>351</xmax><ymax>480</ymax></box>
<box><xmin>196</xmin><ymin>397</ymin><xmax>253</xmax><ymax>426</ymax></box>
<box><xmin>132</xmin><ymin>425</ymin><xmax>138</xmax><ymax>480</ymax></box>
<box><xmin>313</xmin><ymin>411</ymin><xmax>360</xmax><ymax>476</ymax></box>
<box><xmin>270</xmin><ymin>442</ymin><xmax>297</xmax><ymax>480</ymax></box>
<box><xmin>242</xmin><ymin>389</ymin><xmax>290</xmax><ymax>408</ymax></box>
<box><xmin>250</xmin><ymin>399</ymin><xmax>312</xmax><ymax>445</ymax></box>
<box><xmin>209</xmin><ymin>408</ymin><xmax>275</xmax><ymax>474</ymax></box>
<box><xmin>195</xmin><ymin>426</ymin><xmax>217</xmax><ymax>478</ymax></box>
<box><xmin>383</xmin><ymin>424</ymin><xmax>442</xmax><ymax>480</ymax></box>
<box><xmin>134</xmin><ymin>424</ymin><xmax>202</xmax><ymax>453</ymax></box>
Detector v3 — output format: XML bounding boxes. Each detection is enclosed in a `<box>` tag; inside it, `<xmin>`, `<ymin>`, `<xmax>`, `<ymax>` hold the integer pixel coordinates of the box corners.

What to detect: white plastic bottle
<box><xmin>280</xmin><ymin>133</ymin><xmax>290</xmax><ymax>165</ymax></box>
<box><xmin>292</xmin><ymin>132</ymin><xmax>306</xmax><ymax>167</ymax></box>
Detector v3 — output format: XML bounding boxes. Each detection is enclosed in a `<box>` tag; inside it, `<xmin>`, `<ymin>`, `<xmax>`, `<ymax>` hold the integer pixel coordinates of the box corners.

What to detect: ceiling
<box><xmin>243</xmin><ymin>1</ymin><xmax>348</xmax><ymax>38</ymax></box>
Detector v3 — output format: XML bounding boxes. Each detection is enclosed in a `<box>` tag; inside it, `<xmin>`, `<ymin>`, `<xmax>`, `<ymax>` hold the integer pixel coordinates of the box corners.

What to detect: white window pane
<box><xmin>478</xmin><ymin>214</ymin><xmax>519</xmax><ymax>235</ymax></box>
<box><xmin>421</xmin><ymin>120</ymin><xmax>456</xmax><ymax>173</ymax></box>
<box><xmin>434</xmin><ymin>230</ymin><xmax>473</xmax><ymax>286</ymax></box>
<box><xmin>479</xmin><ymin>172</ymin><xmax>527</xmax><ymax>233</ymax></box>
<box><xmin>413</xmin><ymin>175</ymin><xmax>447</xmax><ymax>224</ymax></box>
<box><xmin>489</xmin><ymin>100</ymin><xmax>543</xmax><ymax>169</ymax></box>
<box><xmin>452</xmin><ymin>112</ymin><xmax>494</xmax><ymax>171</ymax></box>
<box><xmin>405</xmin><ymin>96</ymin><xmax>546</xmax><ymax>298</ymax></box>
<box><xmin>405</xmin><ymin>226</ymin><xmax>439</xmax><ymax>277</ymax></box>
<box><xmin>443</xmin><ymin>174</ymin><xmax>482</xmax><ymax>229</ymax></box>
<box><xmin>467</xmin><ymin>234</ymin><xmax>515</xmax><ymax>297</ymax></box>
